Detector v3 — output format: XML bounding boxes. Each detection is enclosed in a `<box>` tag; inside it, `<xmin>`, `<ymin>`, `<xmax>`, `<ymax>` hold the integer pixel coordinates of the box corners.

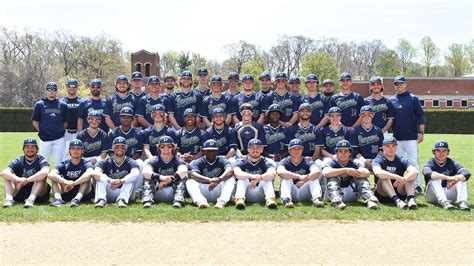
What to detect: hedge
<box><xmin>0</xmin><ymin>107</ymin><xmax>472</xmax><ymax>134</ymax></box>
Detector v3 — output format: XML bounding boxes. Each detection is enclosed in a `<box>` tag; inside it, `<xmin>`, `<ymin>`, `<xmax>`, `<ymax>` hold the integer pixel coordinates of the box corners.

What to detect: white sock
<box><xmin>27</xmin><ymin>194</ymin><xmax>37</xmax><ymax>202</ymax></box>
<box><xmin>5</xmin><ymin>195</ymin><xmax>13</xmax><ymax>201</ymax></box>
<box><xmin>74</xmin><ymin>192</ymin><xmax>83</xmax><ymax>201</ymax></box>
<box><xmin>54</xmin><ymin>193</ymin><xmax>62</xmax><ymax>200</ymax></box>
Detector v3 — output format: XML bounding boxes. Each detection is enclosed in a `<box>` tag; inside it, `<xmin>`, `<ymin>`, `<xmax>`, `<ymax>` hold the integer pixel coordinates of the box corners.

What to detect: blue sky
<box><xmin>0</xmin><ymin>0</ymin><xmax>472</xmax><ymax>62</ymax></box>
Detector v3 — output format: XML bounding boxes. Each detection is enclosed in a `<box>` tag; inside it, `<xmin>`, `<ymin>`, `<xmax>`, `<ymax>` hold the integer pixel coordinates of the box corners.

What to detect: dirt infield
<box><xmin>1</xmin><ymin>221</ymin><xmax>473</xmax><ymax>264</ymax></box>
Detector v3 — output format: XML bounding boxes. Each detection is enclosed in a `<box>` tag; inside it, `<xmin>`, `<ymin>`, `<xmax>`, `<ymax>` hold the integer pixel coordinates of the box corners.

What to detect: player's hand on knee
<box><xmin>250</xmin><ymin>179</ymin><xmax>259</xmax><ymax>189</ymax></box>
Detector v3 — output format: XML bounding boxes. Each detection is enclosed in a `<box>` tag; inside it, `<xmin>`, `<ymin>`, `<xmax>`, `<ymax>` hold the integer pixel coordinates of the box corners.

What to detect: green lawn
<box><xmin>0</xmin><ymin>132</ymin><xmax>472</xmax><ymax>222</ymax></box>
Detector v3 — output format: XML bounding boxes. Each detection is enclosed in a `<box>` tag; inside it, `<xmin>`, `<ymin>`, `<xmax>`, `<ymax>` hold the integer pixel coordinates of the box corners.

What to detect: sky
<box><xmin>0</xmin><ymin>0</ymin><xmax>472</xmax><ymax>62</ymax></box>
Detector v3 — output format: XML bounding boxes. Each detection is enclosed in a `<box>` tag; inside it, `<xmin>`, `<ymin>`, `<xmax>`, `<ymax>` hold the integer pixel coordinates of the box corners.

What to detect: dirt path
<box><xmin>1</xmin><ymin>221</ymin><xmax>473</xmax><ymax>264</ymax></box>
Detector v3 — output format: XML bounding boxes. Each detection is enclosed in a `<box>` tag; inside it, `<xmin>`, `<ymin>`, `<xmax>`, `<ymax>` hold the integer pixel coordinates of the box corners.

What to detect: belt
<box><xmin>67</xmin><ymin>130</ymin><xmax>77</xmax><ymax>133</ymax></box>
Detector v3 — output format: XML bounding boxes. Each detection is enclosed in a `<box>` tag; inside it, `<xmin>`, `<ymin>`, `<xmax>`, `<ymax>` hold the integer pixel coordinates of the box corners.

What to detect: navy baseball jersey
<box><xmin>7</xmin><ymin>155</ymin><xmax>50</xmax><ymax>178</ymax></box>
<box><xmin>223</xmin><ymin>90</ymin><xmax>241</xmax><ymax>99</ymax></box>
<box><xmin>202</xmin><ymin>126</ymin><xmax>237</xmax><ymax>156</ymax></box>
<box><xmin>302</xmin><ymin>94</ymin><xmax>325</xmax><ymax>125</ymax></box>
<box><xmin>231</xmin><ymin>92</ymin><xmax>266</xmax><ymax>122</ymax></box>
<box><xmin>349</xmin><ymin>125</ymin><xmax>384</xmax><ymax>159</ymax></box>
<box><xmin>264</xmin><ymin>91</ymin><xmax>301</xmax><ymax>122</ymax></box>
<box><xmin>264</xmin><ymin>124</ymin><xmax>288</xmax><ymax>156</ymax></box>
<box><xmin>104</xmin><ymin>93</ymin><xmax>137</xmax><ymax>127</ymax></box>
<box><xmin>372</xmin><ymin>154</ymin><xmax>412</xmax><ymax>184</ymax></box>
<box><xmin>77</xmin><ymin>97</ymin><xmax>109</xmax><ymax>132</ymax></box>
<box><xmin>170</xmin><ymin>90</ymin><xmax>202</xmax><ymax>127</ymax></box>
<box><xmin>389</xmin><ymin>91</ymin><xmax>426</xmax><ymax>141</ymax></box>
<box><xmin>199</xmin><ymin>95</ymin><xmax>233</xmax><ymax>121</ymax></box>
<box><xmin>61</xmin><ymin>96</ymin><xmax>82</xmax><ymax>131</ymax></box>
<box><xmin>135</xmin><ymin>94</ymin><xmax>171</xmax><ymax>126</ymax></box>
<box><xmin>233</xmin><ymin>122</ymin><xmax>267</xmax><ymax>155</ymax></box>
<box><xmin>321</xmin><ymin>94</ymin><xmax>332</xmax><ymax>114</ymax></box>
<box><xmin>108</xmin><ymin>127</ymin><xmax>144</xmax><ymax>157</ymax></box>
<box><xmin>32</xmin><ymin>98</ymin><xmax>69</xmax><ymax>141</ymax></box>
<box><xmin>76</xmin><ymin>128</ymin><xmax>108</xmax><ymax>158</ymax></box>
<box><xmin>316</xmin><ymin>125</ymin><xmax>350</xmax><ymax>155</ymax></box>
<box><xmin>364</xmin><ymin>96</ymin><xmax>395</xmax><ymax>129</ymax></box>
<box><xmin>193</xmin><ymin>88</ymin><xmax>211</xmax><ymax>98</ymax></box>
<box><xmin>146</xmin><ymin>156</ymin><xmax>186</xmax><ymax>176</ymax></box>
<box><xmin>131</xmin><ymin>90</ymin><xmax>146</xmax><ymax>107</ymax></box>
<box><xmin>330</xmin><ymin>91</ymin><xmax>365</xmax><ymax>127</ymax></box>
<box><xmin>287</xmin><ymin>123</ymin><xmax>318</xmax><ymax>157</ymax></box>
<box><xmin>278</xmin><ymin>157</ymin><xmax>318</xmax><ymax>184</ymax></box>
<box><xmin>176</xmin><ymin>127</ymin><xmax>204</xmax><ymax>155</ymax></box>
<box><xmin>96</xmin><ymin>157</ymin><xmax>138</xmax><ymax>180</ymax></box>
<box><xmin>423</xmin><ymin>158</ymin><xmax>468</xmax><ymax>188</ymax></box>
<box><xmin>323</xmin><ymin>159</ymin><xmax>363</xmax><ymax>188</ymax></box>
<box><xmin>55</xmin><ymin>159</ymin><xmax>93</xmax><ymax>181</ymax></box>
<box><xmin>142</xmin><ymin>125</ymin><xmax>177</xmax><ymax>156</ymax></box>
<box><xmin>234</xmin><ymin>156</ymin><xmax>275</xmax><ymax>175</ymax></box>
<box><xmin>190</xmin><ymin>156</ymin><xmax>231</xmax><ymax>178</ymax></box>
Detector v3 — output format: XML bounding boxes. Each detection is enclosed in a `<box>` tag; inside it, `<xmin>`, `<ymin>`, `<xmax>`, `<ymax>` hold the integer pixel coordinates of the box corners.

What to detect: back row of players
<box><xmin>2</xmin><ymin>69</ymin><xmax>469</xmax><ymax>210</ymax></box>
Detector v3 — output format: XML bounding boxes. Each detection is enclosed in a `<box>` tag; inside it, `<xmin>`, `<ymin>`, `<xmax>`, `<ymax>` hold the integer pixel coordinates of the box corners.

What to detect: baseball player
<box><xmin>277</xmin><ymin>138</ymin><xmax>324</xmax><ymax>208</ymax></box>
<box><xmin>263</xmin><ymin>104</ymin><xmax>288</xmax><ymax>162</ymax></box>
<box><xmin>372</xmin><ymin>137</ymin><xmax>418</xmax><ymax>210</ymax></box>
<box><xmin>77</xmin><ymin>79</ymin><xmax>109</xmax><ymax>132</ymax></box>
<box><xmin>321</xmin><ymin>79</ymin><xmax>335</xmax><ymax>98</ymax></box>
<box><xmin>142</xmin><ymin>136</ymin><xmax>188</xmax><ymax>208</ymax></box>
<box><xmin>107</xmin><ymin>107</ymin><xmax>144</xmax><ymax>162</ymax></box>
<box><xmin>142</xmin><ymin>104</ymin><xmax>178</xmax><ymax>159</ymax></box>
<box><xmin>48</xmin><ymin>139</ymin><xmax>95</xmax><ymax>208</ymax></box>
<box><xmin>202</xmin><ymin>108</ymin><xmax>237</xmax><ymax>162</ymax></box>
<box><xmin>187</xmin><ymin>139</ymin><xmax>236</xmax><ymax>208</ymax></box>
<box><xmin>32</xmin><ymin>81</ymin><xmax>69</xmax><ymax>167</ymax></box>
<box><xmin>289</xmin><ymin>75</ymin><xmax>303</xmax><ymax>103</ymax></box>
<box><xmin>199</xmin><ymin>75</ymin><xmax>233</xmax><ymax>128</ymax></box>
<box><xmin>193</xmin><ymin>67</ymin><xmax>211</xmax><ymax>98</ymax></box>
<box><xmin>1</xmin><ymin>138</ymin><xmax>51</xmax><ymax>208</ymax></box>
<box><xmin>62</xmin><ymin>78</ymin><xmax>82</xmax><ymax>160</ymax></box>
<box><xmin>223</xmin><ymin>71</ymin><xmax>241</xmax><ymax>98</ymax></box>
<box><xmin>136</xmin><ymin>76</ymin><xmax>171</xmax><ymax>128</ymax></box>
<box><xmin>231</xmin><ymin>74</ymin><xmax>266</xmax><ymax>124</ymax></box>
<box><xmin>286</xmin><ymin>103</ymin><xmax>319</xmax><ymax>160</ymax></box>
<box><xmin>423</xmin><ymin>141</ymin><xmax>470</xmax><ymax>211</ymax></box>
<box><xmin>232</xmin><ymin>104</ymin><xmax>267</xmax><ymax>158</ymax></box>
<box><xmin>316</xmin><ymin>107</ymin><xmax>350</xmax><ymax>163</ymax></box>
<box><xmin>258</xmin><ymin>71</ymin><xmax>273</xmax><ymax>96</ymax></box>
<box><xmin>103</xmin><ymin>75</ymin><xmax>137</xmax><ymax>129</ymax></box>
<box><xmin>76</xmin><ymin>111</ymin><xmax>108</xmax><ymax>165</ymax></box>
<box><xmin>176</xmin><ymin>108</ymin><xmax>204</xmax><ymax>163</ymax></box>
<box><xmin>167</xmin><ymin>70</ymin><xmax>202</xmax><ymax>129</ymax></box>
<box><xmin>93</xmin><ymin>136</ymin><xmax>140</xmax><ymax>208</ymax></box>
<box><xmin>302</xmin><ymin>74</ymin><xmax>327</xmax><ymax>128</ymax></box>
<box><xmin>349</xmin><ymin>105</ymin><xmax>384</xmax><ymax>170</ymax></box>
<box><xmin>330</xmin><ymin>73</ymin><xmax>365</xmax><ymax>130</ymax></box>
<box><xmin>364</xmin><ymin>76</ymin><xmax>394</xmax><ymax>137</ymax></box>
<box><xmin>390</xmin><ymin>76</ymin><xmax>426</xmax><ymax>195</ymax></box>
<box><xmin>130</xmin><ymin>71</ymin><xmax>146</xmax><ymax>107</ymax></box>
<box><xmin>234</xmin><ymin>139</ymin><xmax>277</xmax><ymax>210</ymax></box>
<box><xmin>322</xmin><ymin>140</ymin><xmax>379</xmax><ymax>210</ymax></box>
<box><xmin>263</xmin><ymin>72</ymin><xmax>300</xmax><ymax>127</ymax></box>
<box><xmin>163</xmin><ymin>74</ymin><xmax>177</xmax><ymax>95</ymax></box>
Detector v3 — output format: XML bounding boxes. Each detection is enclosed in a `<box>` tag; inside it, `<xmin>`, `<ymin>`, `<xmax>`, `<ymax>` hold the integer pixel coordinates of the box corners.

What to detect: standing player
<box><xmin>187</xmin><ymin>139</ymin><xmax>236</xmax><ymax>208</ymax></box>
<box><xmin>32</xmin><ymin>81</ymin><xmax>69</xmax><ymax>167</ymax></box>
<box><xmin>176</xmin><ymin>108</ymin><xmax>204</xmax><ymax>163</ymax></box>
<box><xmin>77</xmin><ymin>79</ymin><xmax>108</xmax><ymax>132</ymax></box>
<box><xmin>136</xmin><ymin>76</ymin><xmax>171</xmax><ymax>128</ymax></box>
<box><xmin>423</xmin><ymin>141</ymin><xmax>470</xmax><ymax>211</ymax></box>
<box><xmin>130</xmin><ymin>71</ymin><xmax>146</xmax><ymax>107</ymax></box>
<box><xmin>321</xmin><ymin>79</ymin><xmax>335</xmax><ymax>115</ymax></box>
<box><xmin>233</xmin><ymin>104</ymin><xmax>267</xmax><ymax>158</ymax></box>
<box><xmin>194</xmin><ymin>67</ymin><xmax>211</xmax><ymax>98</ymax></box>
<box><xmin>223</xmin><ymin>71</ymin><xmax>241</xmax><ymax>98</ymax></box>
<box><xmin>142</xmin><ymin>104</ymin><xmax>178</xmax><ymax>159</ymax></box>
<box><xmin>264</xmin><ymin>72</ymin><xmax>300</xmax><ymax>128</ymax></box>
<box><xmin>202</xmin><ymin>108</ymin><xmax>237</xmax><ymax>162</ymax></box>
<box><xmin>302</xmin><ymin>74</ymin><xmax>327</xmax><ymax>128</ymax></box>
<box><xmin>199</xmin><ymin>75</ymin><xmax>233</xmax><ymax>128</ymax></box>
<box><xmin>288</xmin><ymin>75</ymin><xmax>303</xmax><ymax>103</ymax></box>
<box><xmin>104</xmin><ymin>75</ymin><xmax>137</xmax><ymax>129</ymax></box>
<box><xmin>372</xmin><ymin>137</ymin><xmax>418</xmax><ymax>210</ymax></box>
<box><xmin>277</xmin><ymin>139</ymin><xmax>324</xmax><ymax>208</ymax></box>
<box><xmin>234</xmin><ymin>139</ymin><xmax>277</xmax><ymax>210</ymax></box>
<box><xmin>364</xmin><ymin>76</ymin><xmax>394</xmax><ymax>137</ymax></box>
<box><xmin>322</xmin><ymin>140</ymin><xmax>379</xmax><ymax>210</ymax></box>
<box><xmin>231</xmin><ymin>74</ymin><xmax>266</xmax><ymax>124</ymax></box>
<box><xmin>62</xmin><ymin>78</ymin><xmax>82</xmax><ymax>160</ymax></box>
<box><xmin>1</xmin><ymin>138</ymin><xmax>51</xmax><ymax>208</ymax></box>
<box><xmin>48</xmin><ymin>139</ymin><xmax>95</xmax><ymax>208</ymax></box>
<box><xmin>93</xmin><ymin>137</ymin><xmax>140</xmax><ymax>208</ymax></box>
<box><xmin>390</xmin><ymin>76</ymin><xmax>426</xmax><ymax>194</ymax></box>
<box><xmin>142</xmin><ymin>136</ymin><xmax>188</xmax><ymax>208</ymax></box>
<box><xmin>258</xmin><ymin>71</ymin><xmax>273</xmax><ymax>97</ymax></box>
<box><xmin>163</xmin><ymin>74</ymin><xmax>177</xmax><ymax>95</ymax></box>
<box><xmin>286</xmin><ymin>103</ymin><xmax>319</xmax><ymax>160</ymax></box>
<box><xmin>168</xmin><ymin>70</ymin><xmax>202</xmax><ymax>129</ymax></box>
<box><xmin>76</xmin><ymin>111</ymin><xmax>108</xmax><ymax>165</ymax></box>
<box><xmin>330</xmin><ymin>73</ymin><xmax>365</xmax><ymax>130</ymax></box>
<box><xmin>263</xmin><ymin>104</ymin><xmax>288</xmax><ymax>162</ymax></box>
<box><xmin>316</xmin><ymin>107</ymin><xmax>350</xmax><ymax>163</ymax></box>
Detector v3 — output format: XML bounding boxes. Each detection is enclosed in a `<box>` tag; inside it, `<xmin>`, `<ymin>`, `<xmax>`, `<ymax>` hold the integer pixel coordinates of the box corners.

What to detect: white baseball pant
<box><xmin>280</xmin><ymin>178</ymin><xmax>322</xmax><ymax>203</ymax></box>
<box><xmin>63</xmin><ymin>131</ymin><xmax>77</xmax><ymax>161</ymax></box>
<box><xmin>186</xmin><ymin>178</ymin><xmax>236</xmax><ymax>204</ymax></box>
<box><xmin>39</xmin><ymin>137</ymin><xmax>65</xmax><ymax>167</ymax></box>
<box><xmin>425</xmin><ymin>179</ymin><xmax>468</xmax><ymax>204</ymax></box>
<box><xmin>235</xmin><ymin>179</ymin><xmax>275</xmax><ymax>203</ymax></box>
<box><xmin>396</xmin><ymin>140</ymin><xmax>421</xmax><ymax>187</ymax></box>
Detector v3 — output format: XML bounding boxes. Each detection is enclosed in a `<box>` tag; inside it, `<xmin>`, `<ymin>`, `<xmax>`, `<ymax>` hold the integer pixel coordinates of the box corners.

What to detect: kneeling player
<box><xmin>187</xmin><ymin>139</ymin><xmax>236</xmax><ymax>209</ymax></box>
<box><xmin>277</xmin><ymin>139</ymin><xmax>324</xmax><ymax>208</ymax></box>
<box><xmin>1</xmin><ymin>138</ymin><xmax>50</xmax><ymax>208</ymax></box>
<box><xmin>322</xmin><ymin>140</ymin><xmax>379</xmax><ymax>210</ymax></box>
<box><xmin>233</xmin><ymin>139</ymin><xmax>277</xmax><ymax>210</ymax></box>
<box><xmin>48</xmin><ymin>139</ymin><xmax>95</xmax><ymax>208</ymax></box>
<box><xmin>372</xmin><ymin>137</ymin><xmax>418</xmax><ymax>210</ymax></box>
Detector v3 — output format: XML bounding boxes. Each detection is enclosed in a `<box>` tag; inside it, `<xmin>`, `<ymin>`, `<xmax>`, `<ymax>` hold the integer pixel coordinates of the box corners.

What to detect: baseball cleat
<box><xmin>3</xmin><ymin>200</ymin><xmax>14</xmax><ymax>208</ymax></box>
<box><xmin>414</xmin><ymin>186</ymin><xmax>423</xmax><ymax>196</ymax></box>
<box><xmin>457</xmin><ymin>201</ymin><xmax>470</xmax><ymax>212</ymax></box>
<box><xmin>367</xmin><ymin>200</ymin><xmax>379</xmax><ymax>210</ymax></box>
<box><xmin>117</xmin><ymin>199</ymin><xmax>127</xmax><ymax>208</ymax></box>
<box><xmin>23</xmin><ymin>199</ymin><xmax>34</xmax><ymax>208</ymax></box>
<box><xmin>440</xmin><ymin>200</ymin><xmax>455</xmax><ymax>210</ymax></box>
<box><xmin>235</xmin><ymin>198</ymin><xmax>246</xmax><ymax>210</ymax></box>
<box><xmin>50</xmin><ymin>198</ymin><xmax>66</xmax><ymax>207</ymax></box>
<box><xmin>94</xmin><ymin>199</ymin><xmax>106</xmax><ymax>208</ymax></box>
<box><xmin>173</xmin><ymin>201</ymin><xmax>184</xmax><ymax>208</ymax></box>
<box><xmin>142</xmin><ymin>201</ymin><xmax>152</xmax><ymax>209</ymax></box>
<box><xmin>396</xmin><ymin>199</ymin><xmax>408</xmax><ymax>210</ymax></box>
<box><xmin>332</xmin><ymin>201</ymin><xmax>346</xmax><ymax>210</ymax></box>
<box><xmin>313</xmin><ymin>197</ymin><xmax>325</xmax><ymax>208</ymax></box>
<box><xmin>198</xmin><ymin>201</ymin><xmax>209</xmax><ymax>209</ymax></box>
<box><xmin>214</xmin><ymin>200</ymin><xmax>226</xmax><ymax>209</ymax></box>
<box><xmin>407</xmin><ymin>198</ymin><xmax>418</xmax><ymax>210</ymax></box>
<box><xmin>266</xmin><ymin>198</ymin><xmax>278</xmax><ymax>209</ymax></box>
<box><xmin>70</xmin><ymin>198</ymin><xmax>80</xmax><ymax>208</ymax></box>
<box><xmin>282</xmin><ymin>198</ymin><xmax>294</xmax><ymax>208</ymax></box>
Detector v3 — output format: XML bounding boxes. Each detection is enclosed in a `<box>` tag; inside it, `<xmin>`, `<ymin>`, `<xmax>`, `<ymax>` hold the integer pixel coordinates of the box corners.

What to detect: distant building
<box><xmin>130</xmin><ymin>50</ymin><xmax>160</xmax><ymax>78</ymax></box>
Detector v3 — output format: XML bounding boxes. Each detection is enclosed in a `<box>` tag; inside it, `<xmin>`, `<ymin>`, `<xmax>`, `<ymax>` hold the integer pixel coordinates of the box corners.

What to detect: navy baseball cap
<box><xmin>339</xmin><ymin>73</ymin><xmax>352</xmax><ymax>81</ymax></box>
<box><xmin>393</xmin><ymin>76</ymin><xmax>406</xmax><ymax>84</ymax></box>
<box><xmin>359</xmin><ymin>105</ymin><xmax>373</xmax><ymax>115</ymax></box>
<box><xmin>131</xmin><ymin>71</ymin><xmax>143</xmax><ymax>80</ymax></box>
<box><xmin>120</xmin><ymin>107</ymin><xmax>134</xmax><ymax>116</ymax></box>
<box><xmin>242</xmin><ymin>74</ymin><xmax>254</xmax><ymax>82</ymax></box>
<box><xmin>383</xmin><ymin>136</ymin><xmax>398</xmax><ymax>146</ymax></box>
<box><xmin>148</xmin><ymin>76</ymin><xmax>160</xmax><ymax>84</ymax></box>
<box><xmin>228</xmin><ymin>71</ymin><xmax>239</xmax><ymax>80</ymax></box>
<box><xmin>267</xmin><ymin>104</ymin><xmax>282</xmax><ymax>115</ymax></box>
<box><xmin>197</xmin><ymin>67</ymin><xmax>208</xmax><ymax>75</ymax></box>
<box><xmin>322</xmin><ymin>79</ymin><xmax>335</xmax><ymax>86</ymax></box>
<box><xmin>69</xmin><ymin>139</ymin><xmax>84</xmax><ymax>149</ymax></box>
<box><xmin>151</xmin><ymin>104</ymin><xmax>166</xmax><ymax>114</ymax></box>
<box><xmin>288</xmin><ymin>138</ymin><xmax>304</xmax><ymax>150</ymax></box>
<box><xmin>66</xmin><ymin>78</ymin><xmax>78</xmax><ymax>87</ymax></box>
<box><xmin>275</xmin><ymin>71</ymin><xmax>288</xmax><ymax>81</ymax></box>
<box><xmin>335</xmin><ymin>140</ymin><xmax>352</xmax><ymax>151</ymax></box>
<box><xmin>259</xmin><ymin>71</ymin><xmax>271</xmax><ymax>80</ymax></box>
<box><xmin>248</xmin><ymin>139</ymin><xmax>263</xmax><ymax>147</ymax></box>
<box><xmin>210</xmin><ymin>75</ymin><xmax>223</xmax><ymax>83</ymax></box>
<box><xmin>433</xmin><ymin>140</ymin><xmax>449</xmax><ymax>150</ymax></box>
<box><xmin>369</xmin><ymin>76</ymin><xmax>382</xmax><ymax>84</ymax></box>
<box><xmin>289</xmin><ymin>76</ymin><xmax>301</xmax><ymax>83</ymax></box>
<box><xmin>116</xmin><ymin>75</ymin><xmax>129</xmax><ymax>83</ymax></box>
<box><xmin>240</xmin><ymin>103</ymin><xmax>253</xmax><ymax>112</ymax></box>
<box><xmin>158</xmin><ymin>135</ymin><xmax>175</xmax><ymax>146</ymax></box>
<box><xmin>305</xmin><ymin>74</ymin><xmax>319</xmax><ymax>83</ymax></box>
<box><xmin>112</xmin><ymin>136</ymin><xmax>127</xmax><ymax>147</ymax></box>
<box><xmin>299</xmin><ymin>103</ymin><xmax>312</xmax><ymax>112</ymax></box>
<box><xmin>180</xmin><ymin>70</ymin><xmax>192</xmax><ymax>78</ymax></box>
<box><xmin>23</xmin><ymin>137</ymin><xmax>38</xmax><ymax>147</ymax></box>
<box><xmin>183</xmin><ymin>108</ymin><xmax>197</xmax><ymax>116</ymax></box>
<box><xmin>202</xmin><ymin>139</ymin><xmax>219</xmax><ymax>151</ymax></box>
<box><xmin>212</xmin><ymin>107</ymin><xmax>226</xmax><ymax>116</ymax></box>
<box><xmin>327</xmin><ymin>107</ymin><xmax>342</xmax><ymax>115</ymax></box>
<box><xmin>87</xmin><ymin>110</ymin><xmax>102</xmax><ymax>119</ymax></box>
<box><xmin>90</xmin><ymin>79</ymin><xmax>102</xmax><ymax>87</ymax></box>
<box><xmin>46</xmin><ymin>82</ymin><xmax>58</xmax><ymax>91</ymax></box>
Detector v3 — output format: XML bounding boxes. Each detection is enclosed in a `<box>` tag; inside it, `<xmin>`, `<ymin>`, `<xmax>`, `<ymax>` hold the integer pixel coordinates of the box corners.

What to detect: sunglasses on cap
<box><xmin>394</xmin><ymin>82</ymin><xmax>404</xmax><ymax>86</ymax></box>
<box><xmin>67</xmin><ymin>85</ymin><xmax>78</xmax><ymax>89</ymax></box>
<box><xmin>46</xmin><ymin>87</ymin><xmax>58</xmax><ymax>91</ymax></box>
<box><xmin>91</xmin><ymin>85</ymin><xmax>101</xmax><ymax>89</ymax></box>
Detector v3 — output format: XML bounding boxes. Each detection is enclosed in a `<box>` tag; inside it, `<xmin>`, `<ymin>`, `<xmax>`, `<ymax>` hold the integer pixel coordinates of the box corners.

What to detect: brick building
<box><xmin>130</xmin><ymin>50</ymin><xmax>160</xmax><ymax>78</ymax></box>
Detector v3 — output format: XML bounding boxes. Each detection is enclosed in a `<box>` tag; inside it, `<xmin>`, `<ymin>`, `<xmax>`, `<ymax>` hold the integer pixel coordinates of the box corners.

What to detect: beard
<box><xmin>323</xmin><ymin>91</ymin><xmax>334</xmax><ymax>97</ymax></box>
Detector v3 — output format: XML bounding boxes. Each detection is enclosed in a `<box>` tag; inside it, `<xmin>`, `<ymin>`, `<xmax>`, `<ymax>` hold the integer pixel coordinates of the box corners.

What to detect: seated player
<box><xmin>423</xmin><ymin>140</ymin><xmax>470</xmax><ymax>211</ymax></box>
<box><xmin>277</xmin><ymin>139</ymin><xmax>324</xmax><ymax>208</ymax></box>
<box><xmin>322</xmin><ymin>140</ymin><xmax>379</xmax><ymax>210</ymax></box>
<box><xmin>1</xmin><ymin>138</ymin><xmax>51</xmax><ymax>208</ymax></box>
<box><xmin>263</xmin><ymin>104</ymin><xmax>288</xmax><ymax>162</ymax></box>
<box><xmin>233</xmin><ymin>139</ymin><xmax>277</xmax><ymax>210</ymax></box>
<box><xmin>76</xmin><ymin>111</ymin><xmax>108</xmax><ymax>165</ymax></box>
<box><xmin>48</xmin><ymin>139</ymin><xmax>95</xmax><ymax>208</ymax></box>
<box><xmin>372</xmin><ymin>137</ymin><xmax>418</xmax><ymax>210</ymax></box>
<box><xmin>316</xmin><ymin>107</ymin><xmax>350</xmax><ymax>163</ymax></box>
<box><xmin>142</xmin><ymin>136</ymin><xmax>188</xmax><ymax>208</ymax></box>
<box><xmin>176</xmin><ymin>108</ymin><xmax>204</xmax><ymax>163</ymax></box>
<box><xmin>202</xmin><ymin>108</ymin><xmax>237</xmax><ymax>165</ymax></box>
<box><xmin>187</xmin><ymin>139</ymin><xmax>236</xmax><ymax>209</ymax></box>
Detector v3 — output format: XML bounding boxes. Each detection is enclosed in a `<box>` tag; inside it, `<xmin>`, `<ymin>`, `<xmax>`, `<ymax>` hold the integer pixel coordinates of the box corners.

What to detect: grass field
<box><xmin>0</xmin><ymin>132</ymin><xmax>472</xmax><ymax>222</ymax></box>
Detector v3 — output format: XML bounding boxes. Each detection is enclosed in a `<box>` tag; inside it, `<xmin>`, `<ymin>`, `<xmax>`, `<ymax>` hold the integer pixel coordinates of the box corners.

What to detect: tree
<box><xmin>375</xmin><ymin>50</ymin><xmax>401</xmax><ymax>77</ymax></box>
<box><xmin>160</xmin><ymin>50</ymin><xmax>180</xmax><ymax>77</ymax></box>
<box><xmin>177</xmin><ymin>51</ymin><xmax>192</xmax><ymax>72</ymax></box>
<box><xmin>445</xmin><ymin>43</ymin><xmax>470</xmax><ymax>77</ymax></box>
<box><xmin>396</xmin><ymin>38</ymin><xmax>417</xmax><ymax>75</ymax></box>
<box><xmin>269</xmin><ymin>35</ymin><xmax>315</xmax><ymax>76</ymax></box>
<box><xmin>241</xmin><ymin>56</ymin><xmax>267</xmax><ymax>91</ymax></box>
<box><xmin>222</xmin><ymin>41</ymin><xmax>256</xmax><ymax>74</ymax></box>
<box><xmin>419</xmin><ymin>36</ymin><xmax>440</xmax><ymax>77</ymax></box>
<box><xmin>299</xmin><ymin>52</ymin><xmax>339</xmax><ymax>93</ymax></box>
<box><xmin>189</xmin><ymin>52</ymin><xmax>209</xmax><ymax>77</ymax></box>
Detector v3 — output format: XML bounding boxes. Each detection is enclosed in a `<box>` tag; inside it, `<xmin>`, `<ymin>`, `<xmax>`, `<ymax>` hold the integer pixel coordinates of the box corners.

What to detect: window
<box><xmin>145</xmin><ymin>63</ymin><xmax>151</xmax><ymax>77</ymax></box>
<box><xmin>446</xmin><ymin>100</ymin><xmax>453</xmax><ymax>108</ymax></box>
<box><xmin>136</xmin><ymin>63</ymin><xmax>142</xmax><ymax>72</ymax></box>
<box><xmin>419</xmin><ymin>100</ymin><xmax>425</xmax><ymax>107</ymax></box>
<box><xmin>461</xmin><ymin>100</ymin><xmax>468</xmax><ymax>108</ymax></box>
<box><xmin>432</xmin><ymin>100</ymin><xmax>439</xmax><ymax>108</ymax></box>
